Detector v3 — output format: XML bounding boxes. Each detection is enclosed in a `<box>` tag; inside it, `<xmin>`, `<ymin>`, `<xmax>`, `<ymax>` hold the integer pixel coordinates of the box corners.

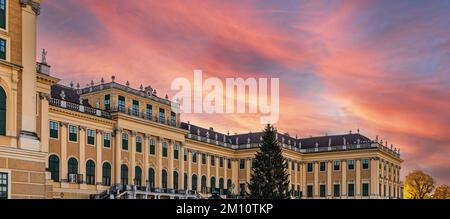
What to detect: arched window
<box><xmin>0</xmin><ymin>86</ymin><xmax>6</xmax><ymax>136</ymax></box>
<box><xmin>227</xmin><ymin>179</ymin><xmax>232</xmax><ymax>194</ymax></box>
<box><xmin>134</xmin><ymin>166</ymin><xmax>142</xmax><ymax>186</ymax></box>
<box><xmin>173</xmin><ymin>171</ymin><xmax>179</xmax><ymax>190</ymax></box>
<box><xmin>210</xmin><ymin>177</ymin><xmax>216</xmax><ymax>193</ymax></box>
<box><xmin>48</xmin><ymin>155</ymin><xmax>59</xmax><ymax>182</ymax></box>
<box><xmin>86</xmin><ymin>160</ymin><xmax>95</xmax><ymax>185</ymax></box>
<box><xmin>102</xmin><ymin>162</ymin><xmax>111</xmax><ymax>186</ymax></box>
<box><xmin>121</xmin><ymin>164</ymin><xmax>128</xmax><ymax>185</ymax></box>
<box><xmin>184</xmin><ymin>173</ymin><xmax>188</xmax><ymax>190</ymax></box>
<box><xmin>201</xmin><ymin>175</ymin><xmax>206</xmax><ymax>193</ymax></box>
<box><xmin>68</xmin><ymin>158</ymin><xmax>78</xmax><ymax>175</ymax></box>
<box><xmin>162</xmin><ymin>170</ymin><xmax>168</xmax><ymax>189</ymax></box>
<box><xmin>192</xmin><ymin>174</ymin><xmax>198</xmax><ymax>191</ymax></box>
<box><xmin>219</xmin><ymin>178</ymin><xmax>224</xmax><ymax>194</ymax></box>
<box><xmin>148</xmin><ymin>168</ymin><xmax>155</xmax><ymax>188</ymax></box>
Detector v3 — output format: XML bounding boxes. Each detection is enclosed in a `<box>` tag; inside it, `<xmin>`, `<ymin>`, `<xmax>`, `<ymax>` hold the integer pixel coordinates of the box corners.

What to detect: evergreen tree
<box><xmin>248</xmin><ymin>124</ymin><xmax>290</xmax><ymax>199</ymax></box>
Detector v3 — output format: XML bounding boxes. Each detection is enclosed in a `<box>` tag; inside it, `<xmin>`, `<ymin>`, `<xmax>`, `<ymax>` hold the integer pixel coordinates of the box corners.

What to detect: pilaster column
<box><xmin>40</xmin><ymin>94</ymin><xmax>50</xmax><ymax>154</ymax></box>
<box><xmin>114</xmin><ymin>128</ymin><xmax>122</xmax><ymax>184</ymax></box>
<box><xmin>143</xmin><ymin>134</ymin><xmax>150</xmax><ymax>186</ymax></box>
<box><xmin>342</xmin><ymin>160</ymin><xmax>347</xmax><ymax>197</ymax></box>
<box><xmin>168</xmin><ymin>140</ymin><xmax>174</xmax><ymax>189</ymax></box>
<box><xmin>301</xmin><ymin>163</ymin><xmax>306</xmax><ymax>198</ymax></box>
<box><xmin>215</xmin><ymin>156</ymin><xmax>219</xmax><ymax>189</ymax></box>
<box><xmin>197</xmin><ymin>152</ymin><xmax>201</xmax><ymax>192</ymax></box>
<box><xmin>246</xmin><ymin>158</ymin><xmax>251</xmax><ymax>193</ymax></box>
<box><xmin>224</xmin><ymin>158</ymin><xmax>228</xmax><ymax>189</ymax></box>
<box><xmin>130</xmin><ymin>131</ymin><xmax>136</xmax><ymax>184</ymax></box>
<box><xmin>180</xmin><ymin>143</ymin><xmax>185</xmax><ymax>189</ymax></box>
<box><xmin>232</xmin><ymin>159</ymin><xmax>238</xmax><ymax>194</ymax></box>
<box><xmin>96</xmin><ymin>130</ymin><xmax>103</xmax><ymax>185</ymax></box>
<box><xmin>327</xmin><ymin>161</ymin><xmax>332</xmax><ymax>197</ymax></box>
<box><xmin>371</xmin><ymin>158</ymin><xmax>379</xmax><ymax>197</ymax></box>
<box><xmin>60</xmin><ymin>122</ymin><xmax>68</xmax><ymax>182</ymax></box>
<box><xmin>356</xmin><ymin>159</ymin><xmax>361</xmax><ymax>197</ymax></box>
<box><xmin>314</xmin><ymin>162</ymin><xmax>319</xmax><ymax>197</ymax></box>
<box><xmin>156</xmin><ymin>138</ymin><xmax>163</xmax><ymax>188</ymax></box>
<box><xmin>79</xmin><ymin>126</ymin><xmax>86</xmax><ymax>184</ymax></box>
<box><xmin>206</xmin><ymin>154</ymin><xmax>211</xmax><ymax>189</ymax></box>
<box><xmin>187</xmin><ymin>150</ymin><xmax>192</xmax><ymax>190</ymax></box>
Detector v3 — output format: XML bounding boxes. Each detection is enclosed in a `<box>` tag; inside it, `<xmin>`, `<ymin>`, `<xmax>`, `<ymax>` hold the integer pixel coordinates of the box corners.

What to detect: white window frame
<box><xmin>0</xmin><ymin>169</ymin><xmax>11</xmax><ymax>199</ymax></box>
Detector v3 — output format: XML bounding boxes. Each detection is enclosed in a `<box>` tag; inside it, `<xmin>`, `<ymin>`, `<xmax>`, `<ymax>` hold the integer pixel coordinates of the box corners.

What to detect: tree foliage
<box><xmin>248</xmin><ymin>124</ymin><xmax>290</xmax><ymax>199</ymax></box>
<box><xmin>433</xmin><ymin>184</ymin><xmax>450</xmax><ymax>199</ymax></box>
<box><xmin>404</xmin><ymin>170</ymin><xmax>435</xmax><ymax>199</ymax></box>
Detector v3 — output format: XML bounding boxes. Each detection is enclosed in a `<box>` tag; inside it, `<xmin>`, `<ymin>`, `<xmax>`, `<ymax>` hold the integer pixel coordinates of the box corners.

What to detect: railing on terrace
<box><xmin>109</xmin><ymin>106</ymin><xmax>179</xmax><ymax>128</ymax></box>
<box><xmin>185</xmin><ymin>133</ymin><xmax>401</xmax><ymax>157</ymax></box>
<box><xmin>49</xmin><ymin>98</ymin><xmax>111</xmax><ymax>119</ymax></box>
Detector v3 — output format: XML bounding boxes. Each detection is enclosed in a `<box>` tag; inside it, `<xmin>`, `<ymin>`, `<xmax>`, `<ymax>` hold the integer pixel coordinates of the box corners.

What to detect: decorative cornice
<box><xmin>20</xmin><ymin>0</ymin><xmax>41</xmax><ymax>15</ymax></box>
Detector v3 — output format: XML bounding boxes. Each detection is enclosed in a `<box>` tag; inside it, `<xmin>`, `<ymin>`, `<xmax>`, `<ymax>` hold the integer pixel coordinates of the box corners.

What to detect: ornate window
<box><xmin>134</xmin><ymin>166</ymin><xmax>142</xmax><ymax>186</ymax></box>
<box><xmin>102</xmin><ymin>162</ymin><xmax>111</xmax><ymax>186</ymax></box>
<box><xmin>148</xmin><ymin>168</ymin><xmax>155</xmax><ymax>188</ymax></box>
<box><xmin>120</xmin><ymin>165</ymin><xmax>128</xmax><ymax>185</ymax></box>
<box><xmin>48</xmin><ymin>155</ymin><xmax>60</xmax><ymax>182</ymax></box>
<box><xmin>122</xmin><ymin>133</ymin><xmax>128</xmax><ymax>150</ymax></box>
<box><xmin>87</xmin><ymin>129</ymin><xmax>95</xmax><ymax>145</ymax></box>
<box><xmin>86</xmin><ymin>160</ymin><xmax>95</xmax><ymax>185</ymax></box>
<box><xmin>173</xmin><ymin>171</ymin><xmax>178</xmax><ymax>190</ymax></box>
<box><xmin>49</xmin><ymin>121</ymin><xmax>59</xmax><ymax>138</ymax></box>
<box><xmin>191</xmin><ymin>174</ymin><xmax>197</xmax><ymax>190</ymax></box>
<box><xmin>162</xmin><ymin>170</ymin><xmax>168</xmax><ymax>189</ymax></box>
<box><xmin>136</xmin><ymin>136</ymin><xmax>142</xmax><ymax>153</ymax></box>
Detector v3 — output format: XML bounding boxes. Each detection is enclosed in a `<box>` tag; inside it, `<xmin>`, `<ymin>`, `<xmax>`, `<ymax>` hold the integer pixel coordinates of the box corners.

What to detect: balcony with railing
<box><xmin>49</xmin><ymin>98</ymin><xmax>111</xmax><ymax>119</ymax></box>
<box><xmin>109</xmin><ymin>105</ymin><xmax>179</xmax><ymax>128</ymax></box>
<box><xmin>185</xmin><ymin>133</ymin><xmax>401</xmax><ymax>157</ymax></box>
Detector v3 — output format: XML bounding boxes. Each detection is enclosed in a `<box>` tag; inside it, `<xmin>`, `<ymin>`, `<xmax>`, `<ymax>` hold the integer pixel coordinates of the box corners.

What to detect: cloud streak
<box><xmin>38</xmin><ymin>0</ymin><xmax>450</xmax><ymax>184</ymax></box>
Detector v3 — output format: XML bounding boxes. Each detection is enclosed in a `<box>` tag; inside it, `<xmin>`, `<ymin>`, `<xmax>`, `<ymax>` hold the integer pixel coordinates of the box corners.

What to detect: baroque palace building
<box><xmin>0</xmin><ymin>0</ymin><xmax>402</xmax><ymax>199</ymax></box>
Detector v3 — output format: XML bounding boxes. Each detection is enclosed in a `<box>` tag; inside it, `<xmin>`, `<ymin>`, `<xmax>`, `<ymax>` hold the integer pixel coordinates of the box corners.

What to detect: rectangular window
<box><xmin>159</xmin><ymin>108</ymin><xmax>165</xmax><ymax>122</ymax></box>
<box><xmin>202</xmin><ymin>154</ymin><xmax>206</xmax><ymax>164</ymax></box>
<box><xmin>307</xmin><ymin>185</ymin><xmax>313</xmax><ymax>198</ymax></box>
<box><xmin>320</xmin><ymin>185</ymin><xmax>326</xmax><ymax>197</ymax></box>
<box><xmin>173</xmin><ymin>144</ymin><xmax>179</xmax><ymax>159</ymax></box>
<box><xmin>87</xmin><ymin>129</ymin><xmax>95</xmax><ymax>145</ymax></box>
<box><xmin>362</xmin><ymin>159</ymin><xmax>369</xmax><ymax>169</ymax></box>
<box><xmin>239</xmin><ymin>159</ymin><xmax>245</xmax><ymax>169</ymax></box>
<box><xmin>132</xmin><ymin>100</ymin><xmax>139</xmax><ymax>116</ymax></box>
<box><xmin>0</xmin><ymin>0</ymin><xmax>5</xmax><ymax>29</ymax></box>
<box><xmin>0</xmin><ymin>39</ymin><xmax>5</xmax><ymax>60</ymax></box>
<box><xmin>49</xmin><ymin>121</ymin><xmax>58</xmax><ymax>138</ymax></box>
<box><xmin>146</xmin><ymin>104</ymin><xmax>152</xmax><ymax>120</ymax></box>
<box><xmin>292</xmin><ymin>162</ymin><xmax>295</xmax><ymax>171</ymax></box>
<box><xmin>122</xmin><ymin>133</ymin><xmax>128</xmax><ymax>150</ymax></box>
<box><xmin>334</xmin><ymin>161</ymin><xmax>340</xmax><ymax>171</ymax></box>
<box><xmin>348</xmin><ymin>160</ymin><xmax>355</xmax><ymax>170</ymax></box>
<box><xmin>118</xmin><ymin>96</ymin><xmax>125</xmax><ymax>112</ymax></box>
<box><xmin>149</xmin><ymin>140</ymin><xmax>155</xmax><ymax>155</ymax></box>
<box><xmin>297</xmin><ymin>163</ymin><xmax>300</xmax><ymax>171</ymax></box>
<box><xmin>183</xmin><ymin>148</ymin><xmax>187</xmax><ymax>161</ymax></box>
<box><xmin>162</xmin><ymin>143</ymin><xmax>168</xmax><ymax>157</ymax></box>
<box><xmin>170</xmin><ymin>111</ymin><xmax>176</xmax><ymax>125</ymax></box>
<box><xmin>68</xmin><ymin>125</ymin><xmax>78</xmax><ymax>142</ymax></box>
<box><xmin>192</xmin><ymin>152</ymin><xmax>197</xmax><ymax>163</ymax></box>
<box><xmin>0</xmin><ymin>172</ymin><xmax>7</xmax><ymax>199</ymax></box>
<box><xmin>220</xmin><ymin>157</ymin><xmax>223</xmax><ymax>167</ymax></box>
<box><xmin>307</xmin><ymin>163</ymin><xmax>313</xmax><ymax>172</ymax></box>
<box><xmin>362</xmin><ymin>183</ymin><xmax>369</xmax><ymax>196</ymax></box>
<box><xmin>211</xmin><ymin>156</ymin><xmax>215</xmax><ymax>166</ymax></box>
<box><xmin>227</xmin><ymin>159</ymin><xmax>231</xmax><ymax>169</ymax></box>
<box><xmin>348</xmin><ymin>183</ymin><xmax>355</xmax><ymax>197</ymax></box>
<box><xmin>333</xmin><ymin>184</ymin><xmax>340</xmax><ymax>197</ymax></box>
<box><xmin>136</xmin><ymin>137</ymin><xmax>142</xmax><ymax>153</ymax></box>
<box><xmin>103</xmin><ymin>133</ymin><xmax>111</xmax><ymax>148</ymax></box>
<box><xmin>320</xmin><ymin>162</ymin><xmax>326</xmax><ymax>171</ymax></box>
<box><xmin>104</xmin><ymin>95</ymin><xmax>110</xmax><ymax>110</ymax></box>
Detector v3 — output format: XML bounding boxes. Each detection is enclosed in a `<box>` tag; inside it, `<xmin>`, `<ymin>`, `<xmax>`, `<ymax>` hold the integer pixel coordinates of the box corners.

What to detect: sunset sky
<box><xmin>37</xmin><ymin>0</ymin><xmax>450</xmax><ymax>185</ymax></box>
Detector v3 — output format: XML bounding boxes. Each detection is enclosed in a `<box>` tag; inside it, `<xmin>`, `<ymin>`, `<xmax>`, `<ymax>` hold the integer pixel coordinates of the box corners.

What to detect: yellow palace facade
<box><xmin>0</xmin><ymin>0</ymin><xmax>402</xmax><ymax>199</ymax></box>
